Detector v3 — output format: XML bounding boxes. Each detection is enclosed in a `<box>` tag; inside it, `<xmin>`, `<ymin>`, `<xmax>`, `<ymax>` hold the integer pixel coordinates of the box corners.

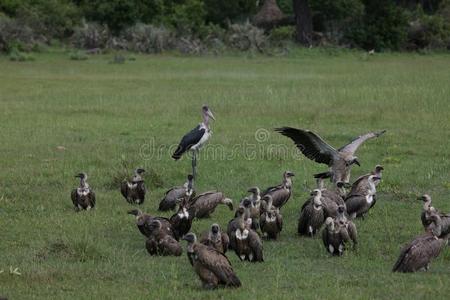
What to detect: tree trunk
<box><xmin>293</xmin><ymin>0</ymin><xmax>313</xmax><ymax>46</ymax></box>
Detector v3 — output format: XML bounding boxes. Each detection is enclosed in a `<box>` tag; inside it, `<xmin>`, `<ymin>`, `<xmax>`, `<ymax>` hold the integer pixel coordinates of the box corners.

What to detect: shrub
<box><xmin>407</xmin><ymin>13</ymin><xmax>450</xmax><ymax>49</ymax></box>
<box><xmin>77</xmin><ymin>0</ymin><xmax>150</xmax><ymax>34</ymax></box>
<box><xmin>72</xmin><ymin>21</ymin><xmax>110</xmax><ymax>49</ymax></box>
<box><xmin>311</xmin><ymin>0</ymin><xmax>364</xmax><ymax>43</ymax></box>
<box><xmin>1</xmin><ymin>0</ymin><xmax>81</xmax><ymax>38</ymax></box>
<box><xmin>269</xmin><ymin>25</ymin><xmax>295</xmax><ymax>44</ymax></box>
<box><xmin>121</xmin><ymin>23</ymin><xmax>174</xmax><ymax>53</ymax></box>
<box><xmin>8</xmin><ymin>47</ymin><xmax>35</xmax><ymax>61</ymax></box>
<box><xmin>0</xmin><ymin>14</ymin><xmax>39</xmax><ymax>52</ymax></box>
<box><xmin>226</xmin><ymin>21</ymin><xmax>268</xmax><ymax>52</ymax></box>
<box><xmin>171</xmin><ymin>0</ymin><xmax>206</xmax><ymax>32</ymax></box>
<box><xmin>345</xmin><ymin>0</ymin><xmax>409</xmax><ymax>51</ymax></box>
<box><xmin>204</xmin><ymin>0</ymin><xmax>258</xmax><ymax>25</ymax></box>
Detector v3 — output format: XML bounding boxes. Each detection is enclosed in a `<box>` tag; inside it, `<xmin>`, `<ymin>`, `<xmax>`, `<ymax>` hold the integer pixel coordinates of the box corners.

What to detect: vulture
<box><xmin>298</xmin><ymin>189</ymin><xmax>325</xmax><ymax>237</ymax></box>
<box><xmin>419</xmin><ymin>194</ymin><xmax>450</xmax><ymax>238</ymax></box>
<box><xmin>234</xmin><ymin>188</ymin><xmax>261</xmax><ymax>231</ymax></box>
<box><xmin>159</xmin><ymin>174</ymin><xmax>195</xmax><ymax>211</ymax></box>
<box><xmin>345</xmin><ymin>175</ymin><xmax>381</xmax><ymax>219</ymax></box>
<box><xmin>261</xmin><ymin>171</ymin><xmax>295</xmax><ymax>208</ymax></box>
<box><xmin>346</xmin><ymin>165</ymin><xmax>383</xmax><ymax>200</ymax></box>
<box><xmin>120</xmin><ymin>168</ymin><xmax>146</xmax><ymax>205</ymax></box>
<box><xmin>145</xmin><ymin>220</ymin><xmax>182</xmax><ymax>256</ymax></box>
<box><xmin>228</xmin><ymin>206</ymin><xmax>248</xmax><ymax>250</ymax></box>
<box><xmin>247</xmin><ymin>187</ymin><xmax>262</xmax><ymax>230</ymax></box>
<box><xmin>182</xmin><ymin>233</ymin><xmax>241</xmax><ymax>289</ymax></box>
<box><xmin>188</xmin><ymin>191</ymin><xmax>233</xmax><ymax>219</ymax></box>
<box><xmin>303</xmin><ymin>175</ymin><xmax>346</xmax><ymax>218</ymax></box>
<box><xmin>260</xmin><ymin>195</ymin><xmax>283</xmax><ymax>239</ymax></box>
<box><xmin>172</xmin><ymin>105</ymin><xmax>215</xmax><ymax>180</ymax></box>
<box><xmin>393</xmin><ymin>213</ymin><xmax>449</xmax><ymax>272</ymax></box>
<box><xmin>322</xmin><ymin>206</ymin><xmax>357</xmax><ymax>256</ymax></box>
<box><xmin>275</xmin><ymin>127</ymin><xmax>386</xmax><ymax>183</ymax></box>
<box><xmin>71</xmin><ymin>173</ymin><xmax>96</xmax><ymax>211</ymax></box>
<box><xmin>231</xmin><ymin>210</ymin><xmax>264</xmax><ymax>262</ymax></box>
<box><xmin>170</xmin><ymin>198</ymin><xmax>194</xmax><ymax>239</ymax></box>
<box><xmin>352</xmin><ymin>165</ymin><xmax>383</xmax><ymax>187</ymax></box>
<box><xmin>127</xmin><ymin>209</ymin><xmax>177</xmax><ymax>240</ymax></box>
<box><xmin>200</xmin><ymin>223</ymin><xmax>230</xmax><ymax>253</ymax></box>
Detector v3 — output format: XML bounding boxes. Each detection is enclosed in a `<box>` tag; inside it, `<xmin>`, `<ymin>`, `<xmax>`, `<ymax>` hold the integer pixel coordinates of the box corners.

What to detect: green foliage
<box><xmin>0</xmin><ymin>14</ymin><xmax>38</xmax><ymax>52</ymax></box>
<box><xmin>77</xmin><ymin>0</ymin><xmax>148</xmax><ymax>33</ymax></box>
<box><xmin>8</xmin><ymin>47</ymin><xmax>35</xmax><ymax>61</ymax></box>
<box><xmin>408</xmin><ymin>8</ymin><xmax>450</xmax><ymax>49</ymax></box>
<box><xmin>311</xmin><ymin>0</ymin><xmax>364</xmax><ymax>33</ymax></box>
<box><xmin>203</xmin><ymin>0</ymin><xmax>258</xmax><ymax>25</ymax></box>
<box><xmin>1</xmin><ymin>0</ymin><xmax>81</xmax><ymax>37</ymax></box>
<box><xmin>171</xmin><ymin>0</ymin><xmax>206</xmax><ymax>31</ymax></box>
<box><xmin>346</xmin><ymin>0</ymin><xmax>409</xmax><ymax>50</ymax></box>
<box><xmin>277</xmin><ymin>0</ymin><xmax>293</xmax><ymax>14</ymax></box>
<box><xmin>269</xmin><ymin>25</ymin><xmax>295</xmax><ymax>43</ymax></box>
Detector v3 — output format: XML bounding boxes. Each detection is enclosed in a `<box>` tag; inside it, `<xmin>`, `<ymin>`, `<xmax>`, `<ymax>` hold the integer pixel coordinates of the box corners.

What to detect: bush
<box><xmin>407</xmin><ymin>12</ymin><xmax>450</xmax><ymax>49</ymax></box>
<box><xmin>227</xmin><ymin>21</ymin><xmax>268</xmax><ymax>52</ymax></box>
<box><xmin>72</xmin><ymin>21</ymin><xmax>110</xmax><ymax>49</ymax></box>
<box><xmin>8</xmin><ymin>47</ymin><xmax>35</xmax><ymax>61</ymax></box>
<box><xmin>171</xmin><ymin>0</ymin><xmax>206</xmax><ymax>32</ymax></box>
<box><xmin>77</xmin><ymin>0</ymin><xmax>150</xmax><ymax>34</ymax></box>
<box><xmin>311</xmin><ymin>0</ymin><xmax>364</xmax><ymax>43</ymax></box>
<box><xmin>204</xmin><ymin>0</ymin><xmax>258</xmax><ymax>25</ymax></box>
<box><xmin>121</xmin><ymin>23</ymin><xmax>174</xmax><ymax>53</ymax></box>
<box><xmin>269</xmin><ymin>25</ymin><xmax>295</xmax><ymax>44</ymax></box>
<box><xmin>345</xmin><ymin>0</ymin><xmax>409</xmax><ymax>50</ymax></box>
<box><xmin>0</xmin><ymin>14</ymin><xmax>39</xmax><ymax>52</ymax></box>
<box><xmin>1</xmin><ymin>0</ymin><xmax>80</xmax><ymax>38</ymax></box>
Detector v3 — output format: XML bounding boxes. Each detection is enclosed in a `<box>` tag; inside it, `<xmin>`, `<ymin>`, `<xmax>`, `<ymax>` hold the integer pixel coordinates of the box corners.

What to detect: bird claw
<box><xmin>9</xmin><ymin>266</ymin><xmax>21</xmax><ymax>276</ymax></box>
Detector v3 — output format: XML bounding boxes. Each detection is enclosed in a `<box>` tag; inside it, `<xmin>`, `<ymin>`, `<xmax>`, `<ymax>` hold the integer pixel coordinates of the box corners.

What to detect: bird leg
<box><xmin>192</xmin><ymin>151</ymin><xmax>197</xmax><ymax>180</ymax></box>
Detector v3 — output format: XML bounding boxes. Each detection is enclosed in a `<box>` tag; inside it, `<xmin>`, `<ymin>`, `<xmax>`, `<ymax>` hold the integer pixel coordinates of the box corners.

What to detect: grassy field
<box><xmin>0</xmin><ymin>50</ymin><xmax>449</xmax><ymax>299</ymax></box>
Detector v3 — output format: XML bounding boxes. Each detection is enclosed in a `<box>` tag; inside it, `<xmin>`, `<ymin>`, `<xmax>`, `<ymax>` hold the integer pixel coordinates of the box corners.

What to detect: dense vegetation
<box><xmin>0</xmin><ymin>51</ymin><xmax>449</xmax><ymax>299</ymax></box>
<box><xmin>1</xmin><ymin>0</ymin><xmax>450</xmax><ymax>54</ymax></box>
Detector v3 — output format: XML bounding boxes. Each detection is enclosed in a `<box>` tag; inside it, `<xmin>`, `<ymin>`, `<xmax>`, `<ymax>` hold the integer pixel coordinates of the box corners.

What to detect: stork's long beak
<box><xmin>354</xmin><ymin>159</ymin><xmax>361</xmax><ymax>166</ymax></box>
<box><xmin>207</xmin><ymin>109</ymin><xmax>215</xmax><ymax>121</ymax></box>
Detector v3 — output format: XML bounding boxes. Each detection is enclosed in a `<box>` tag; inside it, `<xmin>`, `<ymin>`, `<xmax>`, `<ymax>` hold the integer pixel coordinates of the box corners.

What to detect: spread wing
<box><xmin>196</xmin><ymin>244</ymin><xmax>241</xmax><ymax>287</ymax></box>
<box><xmin>338</xmin><ymin>130</ymin><xmax>386</xmax><ymax>155</ymax></box>
<box><xmin>275</xmin><ymin>127</ymin><xmax>338</xmax><ymax>165</ymax></box>
<box><xmin>172</xmin><ymin>125</ymin><xmax>205</xmax><ymax>160</ymax></box>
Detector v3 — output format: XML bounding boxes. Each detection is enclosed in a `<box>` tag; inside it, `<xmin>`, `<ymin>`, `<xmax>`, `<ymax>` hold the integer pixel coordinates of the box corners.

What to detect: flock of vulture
<box><xmin>70</xmin><ymin>105</ymin><xmax>449</xmax><ymax>289</ymax></box>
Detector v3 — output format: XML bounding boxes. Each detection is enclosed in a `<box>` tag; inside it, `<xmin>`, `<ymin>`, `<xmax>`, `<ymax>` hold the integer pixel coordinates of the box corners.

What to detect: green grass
<box><xmin>0</xmin><ymin>50</ymin><xmax>449</xmax><ymax>299</ymax></box>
